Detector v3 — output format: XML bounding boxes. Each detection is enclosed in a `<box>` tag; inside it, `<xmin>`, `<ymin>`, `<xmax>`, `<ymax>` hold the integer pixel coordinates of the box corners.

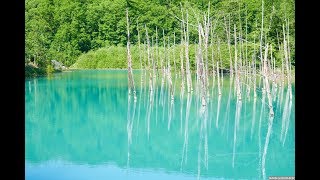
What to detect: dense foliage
<box><xmin>26</xmin><ymin>0</ymin><xmax>294</xmax><ymax>70</ymax></box>
<box><xmin>72</xmin><ymin>44</ymin><xmax>239</xmax><ymax>71</ymax></box>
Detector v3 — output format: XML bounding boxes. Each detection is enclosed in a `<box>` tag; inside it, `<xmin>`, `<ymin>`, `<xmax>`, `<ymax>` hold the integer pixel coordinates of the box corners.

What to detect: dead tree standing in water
<box><xmin>126</xmin><ymin>8</ymin><xmax>136</xmax><ymax>100</ymax></box>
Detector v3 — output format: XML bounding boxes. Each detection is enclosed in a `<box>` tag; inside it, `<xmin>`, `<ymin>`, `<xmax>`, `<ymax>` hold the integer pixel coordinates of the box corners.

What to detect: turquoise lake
<box><xmin>25</xmin><ymin>70</ymin><xmax>295</xmax><ymax>179</ymax></box>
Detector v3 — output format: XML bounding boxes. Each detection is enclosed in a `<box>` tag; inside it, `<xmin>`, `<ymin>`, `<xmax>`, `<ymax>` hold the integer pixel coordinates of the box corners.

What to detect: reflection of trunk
<box><xmin>204</xmin><ymin>120</ymin><xmax>208</xmax><ymax>169</ymax></box>
<box><xmin>155</xmin><ymin>78</ymin><xmax>159</xmax><ymax>125</ymax></box>
<box><xmin>232</xmin><ymin>100</ymin><xmax>242</xmax><ymax>168</ymax></box>
<box><xmin>222</xmin><ymin>76</ymin><xmax>233</xmax><ymax>137</ymax></box>
<box><xmin>281</xmin><ymin>89</ymin><xmax>291</xmax><ymax>144</ymax></box>
<box><xmin>146</xmin><ymin>89</ymin><xmax>153</xmax><ymax>140</ymax></box>
<box><xmin>126</xmin><ymin>94</ymin><xmax>136</xmax><ymax>169</ymax></box>
<box><xmin>197</xmin><ymin>128</ymin><xmax>202</xmax><ymax>180</ymax></box>
<box><xmin>172</xmin><ymin>78</ymin><xmax>176</xmax><ymax>118</ymax></box>
<box><xmin>197</xmin><ymin>96</ymin><xmax>208</xmax><ymax>179</ymax></box>
<box><xmin>283</xmin><ymin>98</ymin><xmax>292</xmax><ymax>146</ymax></box>
<box><xmin>216</xmin><ymin>94</ymin><xmax>221</xmax><ymax>128</ymax></box>
<box><xmin>137</xmin><ymin>85</ymin><xmax>142</xmax><ymax>138</ymax></box>
<box><xmin>258</xmin><ymin>92</ymin><xmax>266</xmax><ymax>179</ymax></box>
<box><xmin>279</xmin><ymin>80</ymin><xmax>285</xmax><ymax>112</ymax></box>
<box><xmin>34</xmin><ymin>79</ymin><xmax>37</xmax><ymax>107</ymax></box>
<box><xmin>180</xmin><ymin>85</ymin><xmax>184</xmax><ymax>135</ymax></box>
<box><xmin>181</xmin><ymin>92</ymin><xmax>192</xmax><ymax>168</ymax></box>
<box><xmin>262</xmin><ymin>114</ymin><xmax>274</xmax><ymax>180</ymax></box>
<box><xmin>163</xmin><ymin>67</ymin><xmax>167</xmax><ymax>123</ymax></box>
<box><xmin>251</xmin><ymin>97</ymin><xmax>257</xmax><ymax>139</ymax></box>
<box><xmin>28</xmin><ymin>81</ymin><xmax>31</xmax><ymax>93</ymax></box>
<box><xmin>126</xmin><ymin>96</ymin><xmax>131</xmax><ymax>169</ymax></box>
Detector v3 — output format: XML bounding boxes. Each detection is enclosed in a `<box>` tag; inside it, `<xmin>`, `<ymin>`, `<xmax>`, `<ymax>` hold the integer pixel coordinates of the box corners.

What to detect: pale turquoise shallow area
<box><xmin>25</xmin><ymin>70</ymin><xmax>295</xmax><ymax>180</ymax></box>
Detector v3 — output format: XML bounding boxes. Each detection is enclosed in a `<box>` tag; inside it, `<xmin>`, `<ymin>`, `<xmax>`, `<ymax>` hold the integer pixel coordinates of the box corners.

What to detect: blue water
<box><xmin>25</xmin><ymin>70</ymin><xmax>295</xmax><ymax>179</ymax></box>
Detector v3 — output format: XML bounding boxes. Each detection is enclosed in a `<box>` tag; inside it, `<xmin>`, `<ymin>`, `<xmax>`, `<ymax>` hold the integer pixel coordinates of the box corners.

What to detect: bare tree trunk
<box><xmin>283</xmin><ymin>24</ymin><xmax>292</xmax><ymax>100</ymax></box>
<box><xmin>180</xmin><ymin>21</ymin><xmax>185</xmax><ymax>95</ymax></box>
<box><xmin>173</xmin><ymin>32</ymin><xmax>177</xmax><ymax>77</ymax></box>
<box><xmin>137</xmin><ymin>21</ymin><xmax>143</xmax><ymax>86</ymax></box>
<box><xmin>263</xmin><ymin>44</ymin><xmax>274</xmax><ymax>116</ymax></box>
<box><xmin>217</xmin><ymin>38</ymin><xmax>222</xmax><ymax>95</ymax></box>
<box><xmin>260</xmin><ymin>0</ymin><xmax>264</xmax><ymax>77</ymax></box>
<box><xmin>224</xmin><ymin>15</ymin><xmax>233</xmax><ymax>76</ymax></box>
<box><xmin>155</xmin><ymin>26</ymin><xmax>159</xmax><ymax>76</ymax></box>
<box><xmin>203</xmin><ymin>4</ymin><xmax>211</xmax><ymax>93</ymax></box>
<box><xmin>287</xmin><ymin>19</ymin><xmax>292</xmax><ymax>76</ymax></box>
<box><xmin>234</xmin><ymin>24</ymin><xmax>241</xmax><ymax>100</ymax></box>
<box><xmin>126</xmin><ymin>8</ymin><xmax>136</xmax><ymax>100</ymax></box>
<box><xmin>217</xmin><ymin>61</ymin><xmax>221</xmax><ymax>95</ymax></box>
<box><xmin>238</xmin><ymin>1</ymin><xmax>243</xmax><ymax>72</ymax></box>
<box><xmin>185</xmin><ymin>11</ymin><xmax>193</xmax><ymax>93</ymax></box>
<box><xmin>211</xmin><ymin>35</ymin><xmax>215</xmax><ymax>94</ymax></box>
<box><xmin>167</xmin><ymin>36</ymin><xmax>173</xmax><ymax>99</ymax></box>
<box><xmin>145</xmin><ymin>25</ymin><xmax>153</xmax><ymax>94</ymax></box>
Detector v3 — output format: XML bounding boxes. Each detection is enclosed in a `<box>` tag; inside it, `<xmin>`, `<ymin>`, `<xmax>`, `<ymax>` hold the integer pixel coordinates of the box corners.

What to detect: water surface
<box><xmin>26</xmin><ymin>70</ymin><xmax>295</xmax><ymax>179</ymax></box>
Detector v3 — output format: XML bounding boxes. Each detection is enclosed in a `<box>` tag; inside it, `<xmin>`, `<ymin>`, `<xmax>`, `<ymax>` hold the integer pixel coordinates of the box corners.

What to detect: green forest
<box><xmin>25</xmin><ymin>0</ymin><xmax>294</xmax><ymax>76</ymax></box>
